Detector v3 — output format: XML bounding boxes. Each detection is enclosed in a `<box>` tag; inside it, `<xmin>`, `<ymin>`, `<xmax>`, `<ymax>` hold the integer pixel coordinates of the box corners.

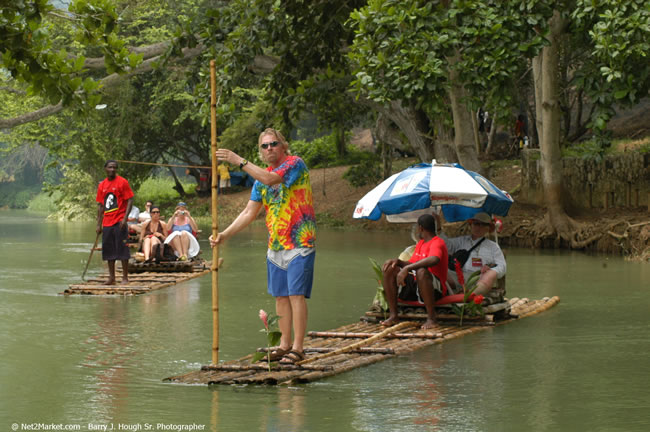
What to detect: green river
<box><xmin>1</xmin><ymin>210</ymin><xmax>649</xmax><ymax>431</ymax></box>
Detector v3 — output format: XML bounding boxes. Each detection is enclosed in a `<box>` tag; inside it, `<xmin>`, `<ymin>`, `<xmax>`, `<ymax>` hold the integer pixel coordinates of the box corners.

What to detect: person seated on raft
<box><xmin>381</xmin><ymin>214</ymin><xmax>448</xmax><ymax>330</ymax></box>
<box><xmin>435</xmin><ymin>212</ymin><xmax>506</xmax><ymax>297</ymax></box>
<box><xmin>164</xmin><ymin>202</ymin><xmax>200</xmax><ymax>261</ymax></box>
<box><xmin>127</xmin><ymin>205</ymin><xmax>140</xmax><ymax>233</ymax></box>
<box><xmin>138</xmin><ymin>205</ymin><xmax>168</xmax><ymax>262</ymax></box>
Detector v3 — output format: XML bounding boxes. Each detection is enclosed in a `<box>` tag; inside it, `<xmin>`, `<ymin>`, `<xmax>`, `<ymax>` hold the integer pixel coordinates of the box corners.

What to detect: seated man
<box><xmin>437</xmin><ymin>212</ymin><xmax>506</xmax><ymax>297</ymax></box>
<box><xmin>381</xmin><ymin>214</ymin><xmax>448</xmax><ymax>330</ymax></box>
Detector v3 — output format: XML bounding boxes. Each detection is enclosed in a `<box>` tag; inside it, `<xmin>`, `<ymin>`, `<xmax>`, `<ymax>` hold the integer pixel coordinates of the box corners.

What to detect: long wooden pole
<box><xmin>81</xmin><ymin>232</ymin><xmax>101</xmax><ymax>281</ymax></box>
<box><xmin>296</xmin><ymin>321</ymin><xmax>416</xmax><ymax>366</ymax></box>
<box><xmin>209</xmin><ymin>60</ymin><xmax>219</xmax><ymax>365</ymax></box>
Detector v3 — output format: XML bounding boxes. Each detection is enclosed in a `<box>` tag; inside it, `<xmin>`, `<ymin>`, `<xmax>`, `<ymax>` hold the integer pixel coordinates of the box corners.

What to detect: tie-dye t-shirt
<box><xmin>251</xmin><ymin>155</ymin><xmax>316</xmax><ymax>251</ymax></box>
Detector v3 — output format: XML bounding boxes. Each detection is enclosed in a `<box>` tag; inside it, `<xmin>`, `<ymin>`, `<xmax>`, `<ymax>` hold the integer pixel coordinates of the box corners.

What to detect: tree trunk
<box><xmin>447</xmin><ymin>53</ymin><xmax>482</xmax><ymax>173</ymax></box>
<box><xmin>471</xmin><ymin>108</ymin><xmax>481</xmax><ymax>154</ymax></box>
<box><xmin>536</xmin><ymin>10</ymin><xmax>569</xmax><ymax>226</ymax></box>
<box><xmin>432</xmin><ymin>118</ymin><xmax>457</xmax><ymax>164</ymax></box>
<box><xmin>335</xmin><ymin>125</ymin><xmax>347</xmax><ymax>157</ymax></box>
<box><xmin>375</xmin><ymin>114</ymin><xmax>400</xmax><ymax>178</ymax></box>
<box><xmin>167</xmin><ymin>166</ymin><xmax>186</xmax><ymax>197</ymax></box>
<box><xmin>367</xmin><ymin>99</ymin><xmax>434</xmax><ymax>162</ymax></box>
<box><xmin>532</xmin><ymin>55</ymin><xmax>544</xmax><ymax>149</ymax></box>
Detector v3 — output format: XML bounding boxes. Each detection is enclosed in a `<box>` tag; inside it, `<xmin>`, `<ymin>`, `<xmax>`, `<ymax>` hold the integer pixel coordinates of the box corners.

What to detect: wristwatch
<box><xmin>239</xmin><ymin>158</ymin><xmax>248</xmax><ymax>169</ymax></box>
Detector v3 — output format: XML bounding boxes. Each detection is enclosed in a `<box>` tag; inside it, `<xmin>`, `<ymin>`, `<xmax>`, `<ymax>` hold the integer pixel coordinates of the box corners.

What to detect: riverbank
<box><xmin>204</xmin><ymin>161</ymin><xmax>649</xmax><ymax>260</ymax></box>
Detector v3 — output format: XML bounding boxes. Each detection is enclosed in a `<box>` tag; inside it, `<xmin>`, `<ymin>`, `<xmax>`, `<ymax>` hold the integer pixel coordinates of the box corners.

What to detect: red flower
<box><xmin>494</xmin><ymin>217</ymin><xmax>503</xmax><ymax>233</ymax></box>
<box><xmin>473</xmin><ymin>295</ymin><xmax>484</xmax><ymax>305</ymax></box>
<box><xmin>454</xmin><ymin>259</ymin><xmax>465</xmax><ymax>287</ymax></box>
<box><xmin>259</xmin><ymin>309</ymin><xmax>269</xmax><ymax>330</ymax></box>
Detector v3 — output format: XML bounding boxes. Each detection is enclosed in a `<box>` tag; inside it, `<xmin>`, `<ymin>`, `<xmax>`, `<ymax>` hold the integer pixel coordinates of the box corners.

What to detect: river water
<box><xmin>1</xmin><ymin>210</ymin><xmax>649</xmax><ymax>431</ymax></box>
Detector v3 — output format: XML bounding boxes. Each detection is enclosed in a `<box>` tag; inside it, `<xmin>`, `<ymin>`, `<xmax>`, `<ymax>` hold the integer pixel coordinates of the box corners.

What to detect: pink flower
<box><xmin>473</xmin><ymin>295</ymin><xmax>484</xmax><ymax>305</ymax></box>
<box><xmin>259</xmin><ymin>309</ymin><xmax>269</xmax><ymax>330</ymax></box>
<box><xmin>454</xmin><ymin>259</ymin><xmax>465</xmax><ymax>287</ymax></box>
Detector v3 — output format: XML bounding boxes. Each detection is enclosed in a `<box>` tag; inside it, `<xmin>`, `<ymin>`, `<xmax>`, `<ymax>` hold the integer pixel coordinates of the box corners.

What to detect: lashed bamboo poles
<box><xmin>307</xmin><ymin>331</ymin><xmax>442</xmax><ymax>339</ymax></box>
<box><xmin>209</xmin><ymin>60</ymin><xmax>219</xmax><ymax>365</ymax></box>
<box><xmin>165</xmin><ymin>297</ymin><xmax>562</xmax><ymax>385</ymax></box>
<box><xmin>296</xmin><ymin>321</ymin><xmax>416</xmax><ymax>366</ymax></box>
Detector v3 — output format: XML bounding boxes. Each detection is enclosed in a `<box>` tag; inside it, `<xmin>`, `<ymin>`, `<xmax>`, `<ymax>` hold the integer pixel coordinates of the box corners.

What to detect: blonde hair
<box><xmin>258</xmin><ymin>128</ymin><xmax>291</xmax><ymax>162</ymax></box>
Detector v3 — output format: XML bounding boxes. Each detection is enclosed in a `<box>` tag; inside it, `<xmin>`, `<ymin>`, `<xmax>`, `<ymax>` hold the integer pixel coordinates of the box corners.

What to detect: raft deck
<box><xmin>62</xmin><ymin>260</ymin><xmax>210</xmax><ymax>295</ymax></box>
<box><xmin>165</xmin><ymin>296</ymin><xmax>560</xmax><ymax>386</ymax></box>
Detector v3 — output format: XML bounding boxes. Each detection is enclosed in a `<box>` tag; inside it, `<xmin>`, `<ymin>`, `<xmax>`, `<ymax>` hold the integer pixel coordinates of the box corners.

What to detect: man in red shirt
<box><xmin>96</xmin><ymin>160</ymin><xmax>134</xmax><ymax>285</ymax></box>
<box><xmin>380</xmin><ymin>214</ymin><xmax>448</xmax><ymax>329</ymax></box>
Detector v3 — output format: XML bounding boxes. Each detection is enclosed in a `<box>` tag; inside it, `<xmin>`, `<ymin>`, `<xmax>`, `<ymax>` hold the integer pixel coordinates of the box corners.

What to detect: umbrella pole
<box><xmin>209</xmin><ymin>60</ymin><xmax>220</xmax><ymax>365</ymax></box>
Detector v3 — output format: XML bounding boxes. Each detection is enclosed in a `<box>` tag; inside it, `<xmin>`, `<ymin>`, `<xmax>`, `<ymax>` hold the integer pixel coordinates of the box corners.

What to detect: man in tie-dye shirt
<box><xmin>212</xmin><ymin>128</ymin><xmax>316</xmax><ymax>365</ymax></box>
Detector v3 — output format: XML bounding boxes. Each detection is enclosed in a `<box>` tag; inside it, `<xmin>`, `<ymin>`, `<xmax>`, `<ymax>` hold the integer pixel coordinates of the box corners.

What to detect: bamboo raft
<box><xmin>165</xmin><ymin>295</ymin><xmax>560</xmax><ymax>386</ymax></box>
<box><xmin>62</xmin><ymin>260</ymin><xmax>210</xmax><ymax>295</ymax></box>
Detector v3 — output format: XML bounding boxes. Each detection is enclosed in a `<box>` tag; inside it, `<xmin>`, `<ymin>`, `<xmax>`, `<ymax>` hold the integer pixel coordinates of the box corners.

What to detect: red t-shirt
<box><xmin>96</xmin><ymin>175</ymin><xmax>134</xmax><ymax>227</ymax></box>
<box><xmin>409</xmin><ymin>236</ymin><xmax>448</xmax><ymax>286</ymax></box>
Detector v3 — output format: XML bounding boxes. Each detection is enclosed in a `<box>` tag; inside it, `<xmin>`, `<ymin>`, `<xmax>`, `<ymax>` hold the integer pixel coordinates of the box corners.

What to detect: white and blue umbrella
<box><xmin>353</xmin><ymin>160</ymin><xmax>514</xmax><ymax>222</ymax></box>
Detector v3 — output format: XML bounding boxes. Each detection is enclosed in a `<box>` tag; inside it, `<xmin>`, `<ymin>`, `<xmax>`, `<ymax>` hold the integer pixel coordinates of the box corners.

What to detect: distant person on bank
<box><xmin>380</xmin><ymin>214</ymin><xmax>448</xmax><ymax>330</ymax></box>
<box><xmin>217</xmin><ymin>163</ymin><xmax>231</xmax><ymax>194</ymax></box>
<box><xmin>210</xmin><ymin>128</ymin><xmax>316</xmax><ymax>365</ymax></box>
<box><xmin>95</xmin><ymin>160</ymin><xmax>134</xmax><ymax>285</ymax></box>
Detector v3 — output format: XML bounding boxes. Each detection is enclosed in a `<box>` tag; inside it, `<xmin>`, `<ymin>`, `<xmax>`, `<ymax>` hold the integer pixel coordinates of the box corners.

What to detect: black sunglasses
<box><xmin>151</xmin><ymin>210</ymin><xmax>160</xmax><ymax>213</ymax></box>
<box><xmin>260</xmin><ymin>141</ymin><xmax>280</xmax><ymax>150</ymax></box>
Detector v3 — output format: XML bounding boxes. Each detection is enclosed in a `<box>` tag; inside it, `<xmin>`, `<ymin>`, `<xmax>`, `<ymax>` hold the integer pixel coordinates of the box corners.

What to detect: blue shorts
<box><xmin>267</xmin><ymin>251</ymin><xmax>315</xmax><ymax>298</ymax></box>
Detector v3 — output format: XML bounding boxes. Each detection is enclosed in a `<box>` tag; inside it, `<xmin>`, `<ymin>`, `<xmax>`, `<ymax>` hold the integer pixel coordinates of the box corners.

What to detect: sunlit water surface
<box><xmin>1</xmin><ymin>210</ymin><xmax>649</xmax><ymax>431</ymax></box>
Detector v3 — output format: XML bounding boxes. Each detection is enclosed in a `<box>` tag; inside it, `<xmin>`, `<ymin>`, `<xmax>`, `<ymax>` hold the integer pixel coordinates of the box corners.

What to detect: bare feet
<box><xmin>105</xmin><ymin>278</ymin><xmax>116</xmax><ymax>286</ymax></box>
<box><xmin>121</xmin><ymin>278</ymin><xmax>129</xmax><ymax>285</ymax></box>
<box><xmin>380</xmin><ymin>316</ymin><xmax>399</xmax><ymax>327</ymax></box>
<box><xmin>421</xmin><ymin>318</ymin><xmax>437</xmax><ymax>329</ymax></box>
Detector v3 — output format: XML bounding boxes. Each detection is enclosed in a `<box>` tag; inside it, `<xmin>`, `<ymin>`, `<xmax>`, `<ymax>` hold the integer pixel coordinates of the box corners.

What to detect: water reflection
<box><xmin>80</xmin><ymin>299</ymin><xmax>132</xmax><ymax>422</ymax></box>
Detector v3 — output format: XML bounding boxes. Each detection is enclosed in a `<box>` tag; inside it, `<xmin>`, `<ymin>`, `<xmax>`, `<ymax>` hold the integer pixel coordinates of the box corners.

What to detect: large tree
<box><xmin>532</xmin><ymin>1</ymin><xmax>650</xmax><ymax>246</ymax></box>
<box><xmin>347</xmin><ymin>0</ymin><xmax>550</xmax><ymax>172</ymax></box>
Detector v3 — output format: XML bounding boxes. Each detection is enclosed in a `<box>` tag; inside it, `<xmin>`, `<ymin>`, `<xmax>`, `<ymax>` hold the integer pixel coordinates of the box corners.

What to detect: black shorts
<box><xmin>102</xmin><ymin>223</ymin><xmax>131</xmax><ymax>261</ymax></box>
<box><xmin>398</xmin><ymin>272</ymin><xmax>443</xmax><ymax>303</ymax></box>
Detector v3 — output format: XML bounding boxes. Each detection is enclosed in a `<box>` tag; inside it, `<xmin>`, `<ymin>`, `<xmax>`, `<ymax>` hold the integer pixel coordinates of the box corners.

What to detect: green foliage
<box><xmin>46</xmin><ymin>165</ymin><xmax>96</xmax><ymax>221</ymax></box>
<box><xmin>135</xmin><ymin>176</ymin><xmax>197</xmax><ymax>209</ymax></box>
<box><xmin>250</xmin><ymin>310</ymin><xmax>282</xmax><ymax>370</ymax></box>
<box><xmin>0</xmin><ymin>0</ymin><xmax>135</xmax><ymax>108</ymax></box>
<box><xmin>562</xmin><ymin>140</ymin><xmax>611</xmax><ymax>161</ymax></box>
<box><xmin>343</xmin><ymin>154</ymin><xmax>382</xmax><ymax>187</ymax></box>
<box><xmin>369</xmin><ymin>258</ymin><xmax>388</xmax><ymax>313</ymax></box>
<box><xmin>291</xmin><ymin>134</ymin><xmax>340</xmax><ymax>169</ymax></box>
<box><xmin>449</xmin><ymin>270</ymin><xmax>484</xmax><ymax>326</ymax></box>
<box><xmin>347</xmin><ymin>1</ymin><xmax>550</xmax><ymax>118</ymax></box>
<box><xmin>27</xmin><ymin>190</ymin><xmax>61</xmax><ymax>213</ymax></box>
<box><xmin>0</xmin><ymin>183</ymin><xmax>41</xmax><ymax>209</ymax></box>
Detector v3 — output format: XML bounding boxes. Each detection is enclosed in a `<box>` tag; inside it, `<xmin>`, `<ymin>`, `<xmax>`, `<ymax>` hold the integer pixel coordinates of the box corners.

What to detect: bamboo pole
<box><xmin>259</xmin><ymin>347</ymin><xmax>396</xmax><ymax>354</ymax></box>
<box><xmin>306</xmin><ymin>331</ymin><xmax>443</xmax><ymax>339</ymax></box>
<box><xmin>201</xmin><ymin>363</ymin><xmax>333</xmax><ymax>372</ymax></box>
<box><xmin>209</xmin><ymin>60</ymin><xmax>219</xmax><ymax>365</ymax></box>
<box><xmin>296</xmin><ymin>321</ymin><xmax>416</xmax><ymax>366</ymax></box>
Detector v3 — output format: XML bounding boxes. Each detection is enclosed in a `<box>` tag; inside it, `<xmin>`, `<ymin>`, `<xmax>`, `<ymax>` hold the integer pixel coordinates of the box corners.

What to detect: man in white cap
<box><xmin>437</xmin><ymin>212</ymin><xmax>506</xmax><ymax>296</ymax></box>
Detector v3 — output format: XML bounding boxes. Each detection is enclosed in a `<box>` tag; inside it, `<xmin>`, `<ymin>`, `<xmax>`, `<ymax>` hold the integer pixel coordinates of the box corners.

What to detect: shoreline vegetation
<box><xmin>7</xmin><ymin>161</ymin><xmax>647</xmax><ymax>262</ymax></box>
<box><xmin>3</xmin><ymin>138</ymin><xmax>648</xmax><ymax>261</ymax></box>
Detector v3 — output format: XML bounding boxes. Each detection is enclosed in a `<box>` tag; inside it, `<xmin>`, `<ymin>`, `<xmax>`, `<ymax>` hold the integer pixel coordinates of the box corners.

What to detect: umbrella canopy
<box><xmin>352</xmin><ymin>160</ymin><xmax>514</xmax><ymax>222</ymax></box>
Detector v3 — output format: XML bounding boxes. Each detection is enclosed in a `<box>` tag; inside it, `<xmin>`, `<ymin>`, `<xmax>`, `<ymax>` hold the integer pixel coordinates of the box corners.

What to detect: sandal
<box><xmin>258</xmin><ymin>348</ymin><xmax>289</xmax><ymax>362</ymax></box>
<box><xmin>279</xmin><ymin>350</ymin><xmax>305</xmax><ymax>365</ymax></box>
